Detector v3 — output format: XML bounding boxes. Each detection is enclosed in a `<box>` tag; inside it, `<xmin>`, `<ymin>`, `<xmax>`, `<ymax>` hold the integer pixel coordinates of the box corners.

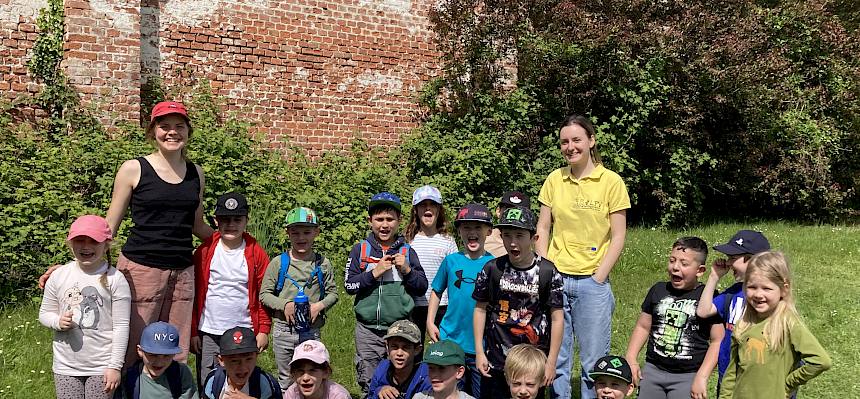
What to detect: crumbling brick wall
<box><xmin>2</xmin><ymin>0</ymin><xmax>439</xmax><ymax>155</ymax></box>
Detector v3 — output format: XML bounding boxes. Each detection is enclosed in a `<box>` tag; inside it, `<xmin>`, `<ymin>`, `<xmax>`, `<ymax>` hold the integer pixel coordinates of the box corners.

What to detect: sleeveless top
<box><xmin>121</xmin><ymin>157</ymin><xmax>200</xmax><ymax>269</ymax></box>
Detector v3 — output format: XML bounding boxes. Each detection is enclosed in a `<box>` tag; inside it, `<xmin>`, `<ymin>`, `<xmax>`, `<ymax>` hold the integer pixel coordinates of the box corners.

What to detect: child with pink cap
<box><xmin>39</xmin><ymin>215</ymin><xmax>132</xmax><ymax>398</ymax></box>
<box><xmin>284</xmin><ymin>340</ymin><xmax>350</xmax><ymax>399</ymax></box>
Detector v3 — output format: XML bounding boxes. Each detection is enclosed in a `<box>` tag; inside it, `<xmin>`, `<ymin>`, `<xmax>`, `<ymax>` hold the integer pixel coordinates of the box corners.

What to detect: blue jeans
<box><xmin>552</xmin><ymin>275</ymin><xmax>615</xmax><ymax>399</ymax></box>
<box><xmin>463</xmin><ymin>354</ymin><xmax>482</xmax><ymax>398</ymax></box>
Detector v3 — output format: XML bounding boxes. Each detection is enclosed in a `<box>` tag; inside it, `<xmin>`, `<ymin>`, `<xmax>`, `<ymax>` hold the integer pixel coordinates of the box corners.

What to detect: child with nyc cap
<box><xmin>201</xmin><ymin>326</ymin><xmax>281</xmax><ymax>399</ymax></box>
<box><xmin>344</xmin><ymin>192</ymin><xmax>428</xmax><ymax>394</ymax></box>
<box><xmin>192</xmin><ymin>192</ymin><xmax>272</xmax><ymax>387</ymax></box>
<box><xmin>473</xmin><ymin>206</ymin><xmax>563</xmax><ymax>399</ymax></box>
<box><xmin>413</xmin><ymin>340</ymin><xmax>476</xmax><ymax>399</ymax></box>
<box><xmin>260</xmin><ymin>207</ymin><xmax>339</xmax><ymax>390</ymax></box>
<box><xmin>426</xmin><ymin>202</ymin><xmax>496</xmax><ymax>397</ymax></box>
<box><xmin>625</xmin><ymin>237</ymin><xmax>723</xmax><ymax>399</ymax></box>
<box><xmin>284</xmin><ymin>340</ymin><xmax>350</xmax><ymax>399</ymax></box>
<box><xmin>121</xmin><ymin>321</ymin><xmax>197</xmax><ymax>399</ymax></box>
<box><xmin>504</xmin><ymin>344</ymin><xmax>547</xmax><ymax>399</ymax></box>
<box><xmin>695</xmin><ymin>230</ymin><xmax>770</xmax><ymax>395</ymax></box>
<box><xmin>367</xmin><ymin>320</ymin><xmax>431</xmax><ymax>399</ymax></box>
<box><xmin>588</xmin><ymin>355</ymin><xmax>635</xmax><ymax>399</ymax></box>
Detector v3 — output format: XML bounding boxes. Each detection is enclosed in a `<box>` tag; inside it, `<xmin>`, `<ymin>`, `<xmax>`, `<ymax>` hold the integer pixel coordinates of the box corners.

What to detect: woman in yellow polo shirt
<box><xmin>536</xmin><ymin>115</ymin><xmax>631</xmax><ymax>399</ymax></box>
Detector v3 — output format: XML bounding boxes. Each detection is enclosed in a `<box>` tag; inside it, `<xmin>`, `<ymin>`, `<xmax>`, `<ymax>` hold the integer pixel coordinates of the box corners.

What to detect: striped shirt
<box><xmin>410</xmin><ymin>233</ymin><xmax>458</xmax><ymax>306</ymax></box>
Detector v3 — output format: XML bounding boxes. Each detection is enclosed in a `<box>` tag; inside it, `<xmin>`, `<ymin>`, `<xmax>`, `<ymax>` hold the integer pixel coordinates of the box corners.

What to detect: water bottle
<box><xmin>294</xmin><ymin>291</ymin><xmax>313</xmax><ymax>343</ymax></box>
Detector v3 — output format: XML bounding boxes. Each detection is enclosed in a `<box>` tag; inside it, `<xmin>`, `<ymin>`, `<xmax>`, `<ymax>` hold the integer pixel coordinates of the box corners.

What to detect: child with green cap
<box><xmin>260</xmin><ymin>207</ymin><xmax>339</xmax><ymax>394</ymax></box>
<box><xmin>414</xmin><ymin>340</ymin><xmax>475</xmax><ymax>399</ymax></box>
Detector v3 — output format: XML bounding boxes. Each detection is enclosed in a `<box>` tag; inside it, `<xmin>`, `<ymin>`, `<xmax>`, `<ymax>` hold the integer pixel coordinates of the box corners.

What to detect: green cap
<box><xmin>424</xmin><ymin>340</ymin><xmax>465</xmax><ymax>366</ymax></box>
<box><xmin>285</xmin><ymin>207</ymin><xmax>319</xmax><ymax>227</ymax></box>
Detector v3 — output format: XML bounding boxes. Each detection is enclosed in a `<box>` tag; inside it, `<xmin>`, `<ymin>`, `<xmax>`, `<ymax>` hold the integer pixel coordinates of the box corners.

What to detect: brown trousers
<box><xmin>116</xmin><ymin>253</ymin><xmax>194</xmax><ymax>366</ymax></box>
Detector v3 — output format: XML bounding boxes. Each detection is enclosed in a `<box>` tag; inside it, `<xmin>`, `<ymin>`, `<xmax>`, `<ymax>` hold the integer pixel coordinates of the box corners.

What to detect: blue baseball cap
<box><xmin>713</xmin><ymin>230</ymin><xmax>770</xmax><ymax>256</ymax></box>
<box><xmin>412</xmin><ymin>185</ymin><xmax>443</xmax><ymax>205</ymax></box>
<box><xmin>139</xmin><ymin>321</ymin><xmax>182</xmax><ymax>355</ymax></box>
<box><xmin>369</xmin><ymin>192</ymin><xmax>402</xmax><ymax>213</ymax></box>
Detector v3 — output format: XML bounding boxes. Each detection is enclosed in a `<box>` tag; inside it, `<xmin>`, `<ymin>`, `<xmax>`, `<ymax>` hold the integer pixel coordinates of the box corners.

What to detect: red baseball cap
<box><xmin>150</xmin><ymin>101</ymin><xmax>188</xmax><ymax>121</ymax></box>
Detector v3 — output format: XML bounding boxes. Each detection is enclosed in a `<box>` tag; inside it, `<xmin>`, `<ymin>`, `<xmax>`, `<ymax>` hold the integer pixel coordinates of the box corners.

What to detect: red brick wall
<box><xmin>151</xmin><ymin>0</ymin><xmax>439</xmax><ymax>156</ymax></box>
<box><xmin>1</xmin><ymin>0</ymin><xmax>439</xmax><ymax>155</ymax></box>
<box><xmin>0</xmin><ymin>0</ymin><xmax>45</xmax><ymax>118</ymax></box>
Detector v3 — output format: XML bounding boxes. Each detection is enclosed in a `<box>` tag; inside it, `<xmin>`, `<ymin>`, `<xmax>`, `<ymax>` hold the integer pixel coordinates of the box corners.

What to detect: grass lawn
<box><xmin>1</xmin><ymin>222</ymin><xmax>856</xmax><ymax>398</ymax></box>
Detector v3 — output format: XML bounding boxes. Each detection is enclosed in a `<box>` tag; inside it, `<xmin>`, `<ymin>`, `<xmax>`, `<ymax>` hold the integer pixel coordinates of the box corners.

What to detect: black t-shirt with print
<box><xmin>472</xmin><ymin>254</ymin><xmax>563</xmax><ymax>370</ymax></box>
<box><xmin>642</xmin><ymin>282</ymin><xmax>720</xmax><ymax>373</ymax></box>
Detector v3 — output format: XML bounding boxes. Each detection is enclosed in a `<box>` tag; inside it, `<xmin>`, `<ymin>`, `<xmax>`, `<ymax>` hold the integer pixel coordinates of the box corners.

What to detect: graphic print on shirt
<box><xmin>653</xmin><ymin>297</ymin><xmax>698</xmax><ymax>359</ymax></box>
<box><xmin>78</xmin><ymin>286</ymin><xmax>104</xmax><ymax>330</ymax></box>
<box><xmin>453</xmin><ymin>269</ymin><xmax>476</xmax><ymax>289</ymax></box>
<box><xmin>745</xmin><ymin>337</ymin><xmax>768</xmax><ymax>364</ymax></box>
<box><xmin>726</xmin><ymin>296</ymin><xmax>745</xmax><ymax>332</ymax></box>
<box><xmin>496</xmin><ymin>268</ymin><xmax>543</xmax><ymax>346</ymax></box>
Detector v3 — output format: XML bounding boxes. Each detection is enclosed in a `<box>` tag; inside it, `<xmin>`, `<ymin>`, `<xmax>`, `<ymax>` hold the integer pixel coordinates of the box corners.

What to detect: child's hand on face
<box><xmin>372</xmin><ymin>255</ymin><xmax>395</xmax><ymax>278</ymax></box>
<box><xmin>712</xmin><ymin>259</ymin><xmax>730</xmax><ymax>278</ymax></box>
<box><xmin>58</xmin><ymin>310</ymin><xmax>75</xmax><ymax>331</ymax></box>
<box><xmin>283</xmin><ymin>301</ymin><xmax>296</xmax><ymax>324</ymax></box>
<box><xmin>223</xmin><ymin>386</ymin><xmax>254</xmax><ymax>399</ymax></box>
<box><xmin>377</xmin><ymin>385</ymin><xmax>401</xmax><ymax>399</ymax></box>
<box><xmin>103</xmin><ymin>368</ymin><xmax>120</xmax><ymax>393</ymax></box>
<box><xmin>310</xmin><ymin>302</ymin><xmax>325</xmax><ymax>323</ymax></box>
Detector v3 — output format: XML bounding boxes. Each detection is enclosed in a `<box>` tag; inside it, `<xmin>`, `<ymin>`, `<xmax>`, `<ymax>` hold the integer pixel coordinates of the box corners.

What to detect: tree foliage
<box><xmin>409</xmin><ymin>0</ymin><xmax>859</xmax><ymax>225</ymax></box>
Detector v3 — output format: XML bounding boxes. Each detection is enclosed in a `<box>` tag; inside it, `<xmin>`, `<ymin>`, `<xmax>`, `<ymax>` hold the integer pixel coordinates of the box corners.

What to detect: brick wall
<box><xmin>2</xmin><ymin>0</ymin><xmax>440</xmax><ymax>155</ymax></box>
<box><xmin>1</xmin><ymin>0</ymin><xmax>46</xmax><ymax>120</ymax></box>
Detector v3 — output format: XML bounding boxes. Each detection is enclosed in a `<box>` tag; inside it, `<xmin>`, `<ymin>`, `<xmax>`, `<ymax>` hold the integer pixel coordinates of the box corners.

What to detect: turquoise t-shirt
<box><xmin>431</xmin><ymin>251</ymin><xmax>495</xmax><ymax>354</ymax></box>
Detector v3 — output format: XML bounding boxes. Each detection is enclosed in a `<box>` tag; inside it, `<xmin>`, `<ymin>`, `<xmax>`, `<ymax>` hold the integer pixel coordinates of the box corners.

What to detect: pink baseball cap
<box><xmin>289</xmin><ymin>340</ymin><xmax>330</xmax><ymax>366</ymax></box>
<box><xmin>150</xmin><ymin>101</ymin><xmax>188</xmax><ymax>121</ymax></box>
<box><xmin>67</xmin><ymin>215</ymin><xmax>112</xmax><ymax>242</ymax></box>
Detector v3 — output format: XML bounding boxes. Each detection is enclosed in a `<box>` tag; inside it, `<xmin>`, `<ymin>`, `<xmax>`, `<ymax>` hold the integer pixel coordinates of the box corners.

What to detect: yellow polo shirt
<box><xmin>538</xmin><ymin>164</ymin><xmax>631</xmax><ymax>275</ymax></box>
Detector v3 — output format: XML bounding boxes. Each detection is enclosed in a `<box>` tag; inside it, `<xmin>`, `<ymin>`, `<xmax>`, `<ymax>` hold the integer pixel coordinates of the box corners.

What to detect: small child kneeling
<box><xmin>283</xmin><ymin>340</ymin><xmax>349</xmax><ymax>399</ymax></box>
<box><xmin>414</xmin><ymin>340</ymin><xmax>475</xmax><ymax>399</ymax></box>
<box><xmin>201</xmin><ymin>327</ymin><xmax>281</xmax><ymax>399</ymax></box>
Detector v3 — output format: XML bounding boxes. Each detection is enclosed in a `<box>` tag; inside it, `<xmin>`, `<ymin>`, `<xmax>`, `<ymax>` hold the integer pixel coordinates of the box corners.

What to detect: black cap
<box><xmin>219</xmin><ymin>326</ymin><xmax>258</xmax><ymax>355</ymax></box>
<box><xmin>713</xmin><ymin>230</ymin><xmax>770</xmax><ymax>256</ymax></box>
<box><xmin>214</xmin><ymin>192</ymin><xmax>249</xmax><ymax>217</ymax></box>
<box><xmin>499</xmin><ymin>191</ymin><xmax>530</xmax><ymax>209</ymax></box>
<box><xmin>496</xmin><ymin>206</ymin><xmax>536</xmax><ymax>232</ymax></box>
<box><xmin>454</xmin><ymin>203</ymin><xmax>493</xmax><ymax>227</ymax></box>
<box><xmin>589</xmin><ymin>355</ymin><xmax>632</xmax><ymax>384</ymax></box>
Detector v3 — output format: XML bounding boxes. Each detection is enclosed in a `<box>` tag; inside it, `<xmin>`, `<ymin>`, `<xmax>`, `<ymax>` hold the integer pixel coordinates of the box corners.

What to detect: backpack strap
<box><xmin>208</xmin><ymin>366</ymin><xmax>227</xmax><ymax>398</ymax></box>
<box><xmin>166</xmin><ymin>361</ymin><xmax>182</xmax><ymax>399</ymax></box>
<box><xmin>274</xmin><ymin>252</ymin><xmax>291</xmax><ymax>296</ymax></box>
<box><xmin>399</xmin><ymin>242</ymin><xmax>411</xmax><ymax>266</ymax></box>
<box><xmin>249</xmin><ymin>367</ymin><xmax>262</xmax><ymax>397</ymax></box>
<box><xmin>122</xmin><ymin>361</ymin><xmax>142</xmax><ymax>399</ymax></box>
<box><xmin>359</xmin><ymin>240</ymin><xmax>371</xmax><ymax>271</ymax></box>
<box><xmin>312</xmin><ymin>253</ymin><xmax>325</xmax><ymax>301</ymax></box>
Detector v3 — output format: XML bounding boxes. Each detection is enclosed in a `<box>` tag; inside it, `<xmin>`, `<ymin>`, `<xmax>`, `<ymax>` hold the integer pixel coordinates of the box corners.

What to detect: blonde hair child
<box><xmin>504</xmin><ymin>344</ymin><xmax>547</xmax><ymax>399</ymax></box>
<box><xmin>719</xmin><ymin>251</ymin><xmax>831</xmax><ymax>398</ymax></box>
<box><xmin>39</xmin><ymin>215</ymin><xmax>131</xmax><ymax>399</ymax></box>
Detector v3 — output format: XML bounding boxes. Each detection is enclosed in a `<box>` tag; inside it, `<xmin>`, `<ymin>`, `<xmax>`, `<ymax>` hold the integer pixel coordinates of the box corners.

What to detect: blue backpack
<box><xmin>274</xmin><ymin>252</ymin><xmax>325</xmax><ymax>299</ymax></box>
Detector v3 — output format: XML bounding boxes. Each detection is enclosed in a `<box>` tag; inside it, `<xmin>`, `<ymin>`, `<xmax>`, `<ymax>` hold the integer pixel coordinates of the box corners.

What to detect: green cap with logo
<box><xmin>285</xmin><ymin>207</ymin><xmax>319</xmax><ymax>227</ymax></box>
<box><xmin>424</xmin><ymin>339</ymin><xmax>465</xmax><ymax>366</ymax></box>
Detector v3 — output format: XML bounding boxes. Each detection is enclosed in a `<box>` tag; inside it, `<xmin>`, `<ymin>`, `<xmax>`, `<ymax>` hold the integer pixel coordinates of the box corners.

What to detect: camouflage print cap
<box><xmin>383</xmin><ymin>320</ymin><xmax>421</xmax><ymax>344</ymax></box>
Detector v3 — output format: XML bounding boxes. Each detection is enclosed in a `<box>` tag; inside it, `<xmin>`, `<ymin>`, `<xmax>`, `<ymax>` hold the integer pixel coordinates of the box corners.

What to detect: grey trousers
<box><xmin>272</xmin><ymin>319</ymin><xmax>321</xmax><ymax>390</ymax></box>
<box><xmin>637</xmin><ymin>362</ymin><xmax>697</xmax><ymax>399</ymax></box>
<box><xmin>195</xmin><ymin>331</ymin><xmax>222</xmax><ymax>389</ymax></box>
<box><xmin>354</xmin><ymin>322</ymin><xmax>387</xmax><ymax>396</ymax></box>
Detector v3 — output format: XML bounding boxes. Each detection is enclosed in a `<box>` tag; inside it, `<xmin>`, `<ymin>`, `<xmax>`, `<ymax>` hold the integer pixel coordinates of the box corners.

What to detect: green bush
<box><xmin>425</xmin><ymin>0</ymin><xmax>860</xmax><ymax>225</ymax></box>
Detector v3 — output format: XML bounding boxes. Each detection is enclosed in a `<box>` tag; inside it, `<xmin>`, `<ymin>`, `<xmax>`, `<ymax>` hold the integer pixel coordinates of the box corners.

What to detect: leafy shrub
<box><xmin>424</xmin><ymin>0</ymin><xmax>860</xmax><ymax>225</ymax></box>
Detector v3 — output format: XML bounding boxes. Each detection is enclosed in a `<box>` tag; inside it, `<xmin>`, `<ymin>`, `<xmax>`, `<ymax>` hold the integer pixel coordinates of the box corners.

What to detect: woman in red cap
<box><xmin>107</xmin><ymin>101</ymin><xmax>215</xmax><ymax>365</ymax></box>
<box><xmin>42</xmin><ymin>101</ymin><xmax>214</xmax><ymax>366</ymax></box>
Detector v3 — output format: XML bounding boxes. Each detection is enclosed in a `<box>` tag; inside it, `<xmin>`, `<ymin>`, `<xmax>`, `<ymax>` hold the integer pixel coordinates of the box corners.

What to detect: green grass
<box><xmin>2</xmin><ymin>222</ymin><xmax>857</xmax><ymax>398</ymax></box>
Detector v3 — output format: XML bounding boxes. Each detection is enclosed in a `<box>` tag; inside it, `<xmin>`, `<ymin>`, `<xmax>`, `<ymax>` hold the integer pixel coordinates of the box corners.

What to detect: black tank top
<box><xmin>121</xmin><ymin>157</ymin><xmax>200</xmax><ymax>269</ymax></box>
